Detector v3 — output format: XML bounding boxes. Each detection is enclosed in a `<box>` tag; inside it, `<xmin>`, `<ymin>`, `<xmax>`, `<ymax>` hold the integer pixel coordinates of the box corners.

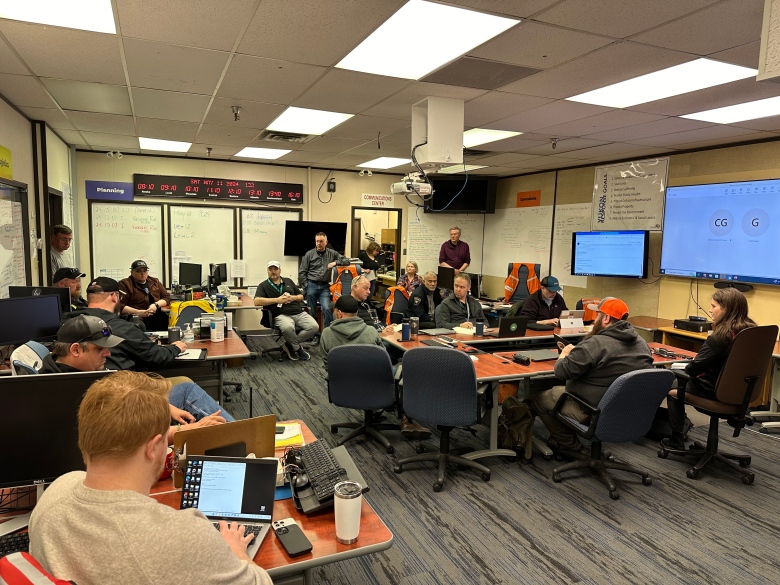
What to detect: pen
<box><xmin>178</xmin><ymin>351</ymin><xmax>189</xmax><ymax>357</ymax></box>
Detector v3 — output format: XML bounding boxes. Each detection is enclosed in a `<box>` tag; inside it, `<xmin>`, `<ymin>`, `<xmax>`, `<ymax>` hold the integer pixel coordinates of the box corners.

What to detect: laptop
<box><xmin>180</xmin><ymin>455</ymin><xmax>277</xmax><ymax>558</ymax></box>
<box><xmin>486</xmin><ymin>316</ymin><xmax>528</xmax><ymax>338</ymax></box>
<box><xmin>8</xmin><ymin>286</ymin><xmax>70</xmax><ymax>314</ymax></box>
<box><xmin>560</xmin><ymin>310</ymin><xmax>585</xmax><ymax>320</ymax></box>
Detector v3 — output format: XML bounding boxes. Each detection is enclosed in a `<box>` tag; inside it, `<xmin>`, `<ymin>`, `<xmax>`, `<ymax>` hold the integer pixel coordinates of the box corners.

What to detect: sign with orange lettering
<box><xmin>516</xmin><ymin>190</ymin><xmax>540</xmax><ymax>207</ymax></box>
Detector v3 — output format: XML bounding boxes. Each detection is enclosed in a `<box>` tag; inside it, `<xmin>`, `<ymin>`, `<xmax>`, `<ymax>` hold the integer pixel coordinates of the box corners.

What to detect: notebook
<box><xmin>486</xmin><ymin>316</ymin><xmax>528</xmax><ymax>338</ymax></box>
<box><xmin>180</xmin><ymin>455</ymin><xmax>277</xmax><ymax>558</ymax></box>
<box><xmin>522</xmin><ymin>349</ymin><xmax>560</xmax><ymax>362</ymax></box>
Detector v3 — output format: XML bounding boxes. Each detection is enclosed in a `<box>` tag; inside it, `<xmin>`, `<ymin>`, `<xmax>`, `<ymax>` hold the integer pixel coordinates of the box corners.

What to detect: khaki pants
<box><xmin>530</xmin><ymin>385</ymin><xmax>589</xmax><ymax>451</ymax></box>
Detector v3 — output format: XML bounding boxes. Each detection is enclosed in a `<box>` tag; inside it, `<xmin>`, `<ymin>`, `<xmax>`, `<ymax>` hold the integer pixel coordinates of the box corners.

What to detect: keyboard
<box><xmin>421</xmin><ymin>338</ymin><xmax>455</xmax><ymax>348</ymax></box>
<box><xmin>0</xmin><ymin>531</ymin><xmax>29</xmax><ymax>558</ymax></box>
<box><xmin>212</xmin><ymin>522</ymin><xmax>263</xmax><ymax>545</ymax></box>
<box><xmin>299</xmin><ymin>441</ymin><xmax>348</xmax><ymax>502</ymax></box>
<box><xmin>527</xmin><ymin>322</ymin><xmax>555</xmax><ymax>331</ymax></box>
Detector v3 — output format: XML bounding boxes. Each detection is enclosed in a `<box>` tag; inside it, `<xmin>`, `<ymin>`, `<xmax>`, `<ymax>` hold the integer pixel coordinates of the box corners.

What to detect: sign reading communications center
<box><xmin>591</xmin><ymin>157</ymin><xmax>668</xmax><ymax>231</ymax></box>
<box><xmin>134</xmin><ymin>174</ymin><xmax>303</xmax><ymax>205</ymax></box>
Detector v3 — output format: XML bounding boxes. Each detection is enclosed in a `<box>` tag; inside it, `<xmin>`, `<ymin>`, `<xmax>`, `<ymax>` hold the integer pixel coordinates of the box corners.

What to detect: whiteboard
<box><xmin>91</xmin><ymin>202</ymin><xmax>164</xmax><ymax>282</ymax></box>
<box><xmin>170</xmin><ymin>206</ymin><xmax>235</xmax><ymax>284</ymax></box>
<box><xmin>482</xmin><ymin>206</ymin><xmax>553</xmax><ymax>277</ymax></box>
<box><xmin>241</xmin><ymin>209</ymin><xmax>301</xmax><ymax>287</ymax></box>
<box><xmin>0</xmin><ymin>194</ymin><xmax>27</xmax><ymax>297</ymax></box>
<box><xmin>406</xmin><ymin>207</ymin><xmax>484</xmax><ymax>275</ymax></box>
<box><xmin>551</xmin><ymin>203</ymin><xmax>591</xmax><ymax>287</ymax></box>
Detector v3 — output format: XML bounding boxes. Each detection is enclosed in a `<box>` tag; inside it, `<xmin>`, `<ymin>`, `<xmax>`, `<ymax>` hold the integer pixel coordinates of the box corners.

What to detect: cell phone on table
<box><xmin>273</xmin><ymin>518</ymin><xmax>312</xmax><ymax>557</ymax></box>
<box><xmin>553</xmin><ymin>334</ymin><xmax>568</xmax><ymax>352</ymax></box>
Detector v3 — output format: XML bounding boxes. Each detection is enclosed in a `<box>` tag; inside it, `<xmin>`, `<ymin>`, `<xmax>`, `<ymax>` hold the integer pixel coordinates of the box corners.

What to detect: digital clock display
<box><xmin>134</xmin><ymin>174</ymin><xmax>303</xmax><ymax>204</ymax></box>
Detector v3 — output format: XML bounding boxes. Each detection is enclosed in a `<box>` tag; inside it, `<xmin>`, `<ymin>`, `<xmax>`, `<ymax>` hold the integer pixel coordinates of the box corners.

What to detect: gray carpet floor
<box><xmin>221</xmin><ymin>336</ymin><xmax>780</xmax><ymax>584</ymax></box>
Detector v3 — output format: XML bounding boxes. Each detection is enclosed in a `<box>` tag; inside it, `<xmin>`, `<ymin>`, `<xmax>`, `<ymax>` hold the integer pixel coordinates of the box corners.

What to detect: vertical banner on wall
<box><xmin>591</xmin><ymin>157</ymin><xmax>668</xmax><ymax>231</ymax></box>
<box><xmin>0</xmin><ymin>145</ymin><xmax>12</xmax><ymax>179</ymax></box>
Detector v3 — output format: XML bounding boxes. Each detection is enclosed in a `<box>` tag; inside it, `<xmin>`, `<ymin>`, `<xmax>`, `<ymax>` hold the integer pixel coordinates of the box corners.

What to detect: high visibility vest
<box><xmin>580</xmin><ymin>297</ymin><xmax>601</xmax><ymax>322</ymax></box>
<box><xmin>503</xmin><ymin>263</ymin><xmax>540</xmax><ymax>303</ymax></box>
<box><xmin>384</xmin><ymin>286</ymin><xmax>409</xmax><ymax>324</ymax></box>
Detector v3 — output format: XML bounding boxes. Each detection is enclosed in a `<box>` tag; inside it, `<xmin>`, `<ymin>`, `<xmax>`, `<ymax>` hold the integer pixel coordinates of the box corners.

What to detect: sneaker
<box><xmin>281</xmin><ymin>342</ymin><xmax>298</xmax><ymax>361</ymax></box>
<box><xmin>661</xmin><ymin>437</ymin><xmax>685</xmax><ymax>450</ymax></box>
<box><xmin>296</xmin><ymin>347</ymin><xmax>311</xmax><ymax>361</ymax></box>
<box><xmin>401</xmin><ymin>416</ymin><xmax>431</xmax><ymax>440</ymax></box>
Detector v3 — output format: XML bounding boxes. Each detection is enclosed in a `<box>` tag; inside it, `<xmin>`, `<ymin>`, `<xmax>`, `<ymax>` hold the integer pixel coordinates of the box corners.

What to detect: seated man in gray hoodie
<box><xmin>530</xmin><ymin>297</ymin><xmax>653</xmax><ymax>455</ymax></box>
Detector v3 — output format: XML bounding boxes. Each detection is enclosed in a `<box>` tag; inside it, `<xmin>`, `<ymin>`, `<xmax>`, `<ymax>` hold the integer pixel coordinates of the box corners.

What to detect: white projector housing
<box><xmin>411</xmin><ymin>96</ymin><xmax>464</xmax><ymax>167</ymax></box>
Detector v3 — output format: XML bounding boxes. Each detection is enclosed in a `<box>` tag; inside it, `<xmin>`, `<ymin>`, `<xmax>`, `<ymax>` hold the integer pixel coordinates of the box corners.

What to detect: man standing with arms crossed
<box><xmin>439</xmin><ymin>226</ymin><xmax>470</xmax><ymax>274</ymax></box>
<box><xmin>298</xmin><ymin>232</ymin><xmax>349</xmax><ymax>331</ymax></box>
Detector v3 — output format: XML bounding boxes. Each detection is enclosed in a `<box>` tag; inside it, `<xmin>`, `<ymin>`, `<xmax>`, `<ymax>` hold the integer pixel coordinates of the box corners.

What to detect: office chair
<box><xmin>658</xmin><ymin>325</ymin><xmax>778</xmax><ymax>484</ymax></box>
<box><xmin>176</xmin><ymin>305</ymin><xmax>205</xmax><ymax>328</ymax></box>
<box><xmin>328</xmin><ymin>344</ymin><xmax>400</xmax><ymax>453</ymax></box>
<box><xmin>385</xmin><ymin>286</ymin><xmax>409</xmax><ymax>325</ymax></box>
<box><xmin>10</xmin><ymin>341</ymin><xmax>49</xmax><ymax>376</ymax></box>
<box><xmin>256</xmin><ymin>309</ymin><xmax>285</xmax><ymax>362</ymax></box>
<box><xmin>393</xmin><ymin>347</ymin><xmax>491</xmax><ymax>492</ymax></box>
<box><xmin>503</xmin><ymin>262</ymin><xmax>541</xmax><ymax>304</ymax></box>
<box><xmin>576</xmin><ymin>297</ymin><xmax>600</xmax><ymax>323</ymax></box>
<box><xmin>550</xmin><ymin>369</ymin><xmax>675</xmax><ymax>500</ymax></box>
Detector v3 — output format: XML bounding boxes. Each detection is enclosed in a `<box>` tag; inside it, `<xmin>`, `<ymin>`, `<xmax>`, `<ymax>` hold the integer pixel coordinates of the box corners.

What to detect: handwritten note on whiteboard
<box><xmin>482</xmin><ymin>206</ymin><xmax>553</xmax><ymax>277</ymax></box>
<box><xmin>406</xmin><ymin>208</ymin><xmax>484</xmax><ymax>275</ymax></box>
<box><xmin>551</xmin><ymin>203</ymin><xmax>591</xmax><ymax>287</ymax></box>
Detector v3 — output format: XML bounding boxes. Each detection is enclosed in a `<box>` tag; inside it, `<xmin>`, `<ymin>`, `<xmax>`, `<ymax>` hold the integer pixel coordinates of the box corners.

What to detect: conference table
<box><xmin>151</xmin><ymin>420</ymin><xmax>393</xmax><ymax>585</ymax></box>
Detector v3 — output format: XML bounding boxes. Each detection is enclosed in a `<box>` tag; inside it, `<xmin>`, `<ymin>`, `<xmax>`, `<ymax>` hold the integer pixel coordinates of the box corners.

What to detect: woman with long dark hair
<box><xmin>662</xmin><ymin>288</ymin><xmax>756</xmax><ymax>449</ymax></box>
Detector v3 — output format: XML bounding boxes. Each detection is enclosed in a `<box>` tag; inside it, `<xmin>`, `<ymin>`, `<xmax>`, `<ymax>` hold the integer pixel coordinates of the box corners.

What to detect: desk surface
<box><xmin>151</xmin><ymin>420</ymin><xmax>393</xmax><ymax>579</ymax></box>
<box><xmin>628</xmin><ymin>316</ymin><xmax>675</xmax><ymax>331</ymax></box>
<box><xmin>185</xmin><ymin>330</ymin><xmax>251</xmax><ymax>360</ymax></box>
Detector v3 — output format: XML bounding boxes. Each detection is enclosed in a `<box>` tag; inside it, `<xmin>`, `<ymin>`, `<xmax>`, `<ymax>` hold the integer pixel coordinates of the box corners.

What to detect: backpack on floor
<box><xmin>497</xmin><ymin>396</ymin><xmax>534</xmax><ymax>452</ymax></box>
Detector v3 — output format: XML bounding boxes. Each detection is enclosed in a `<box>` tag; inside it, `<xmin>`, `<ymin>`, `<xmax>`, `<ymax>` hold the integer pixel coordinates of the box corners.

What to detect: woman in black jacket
<box><xmin>358</xmin><ymin>241</ymin><xmax>382</xmax><ymax>298</ymax></box>
<box><xmin>663</xmin><ymin>287</ymin><xmax>756</xmax><ymax>449</ymax></box>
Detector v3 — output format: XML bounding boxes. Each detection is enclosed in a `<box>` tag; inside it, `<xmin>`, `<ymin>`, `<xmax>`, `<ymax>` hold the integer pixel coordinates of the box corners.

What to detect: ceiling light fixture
<box><xmin>681</xmin><ymin>95</ymin><xmax>780</xmax><ymax>124</ymax></box>
<box><xmin>566</xmin><ymin>58</ymin><xmax>757</xmax><ymax>109</ymax></box>
<box><xmin>463</xmin><ymin>129</ymin><xmax>522</xmax><ymax>148</ymax></box>
<box><xmin>358</xmin><ymin>157</ymin><xmax>411</xmax><ymax>170</ymax></box>
<box><xmin>266</xmin><ymin>107</ymin><xmax>353</xmax><ymax>136</ymax></box>
<box><xmin>139</xmin><ymin>137</ymin><xmax>192</xmax><ymax>152</ymax></box>
<box><xmin>234</xmin><ymin>147</ymin><xmax>291</xmax><ymax>160</ymax></box>
<box><xmin>437</xmin><ymin>164</ymin><xmax>487</xmax><ymax>174</ymax></box>
<box><xmin>0</xmin><ymin>0</ymin><xmax>116</xmax><ymax>34</ymax></box>
<box><xmin>335</xmin><ymin>0</ymin><xmax>519</xmax><ymax>80</ymax></box>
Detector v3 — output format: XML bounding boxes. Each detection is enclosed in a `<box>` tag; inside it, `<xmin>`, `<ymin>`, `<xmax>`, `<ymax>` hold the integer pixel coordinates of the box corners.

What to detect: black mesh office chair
<box><xmin>658</xmin><ymin>325</ymin><xmax>778</xmax><ymax>484</ymax></box>
<box><xmin>257</xmin><ymin>309</ymin><xmax>285</xmax><ymax>362</ymax></box>
<box><xmin>393</xmin><ymin>347</ymin><xmax>491</xmax><ymax>492</ymax></box>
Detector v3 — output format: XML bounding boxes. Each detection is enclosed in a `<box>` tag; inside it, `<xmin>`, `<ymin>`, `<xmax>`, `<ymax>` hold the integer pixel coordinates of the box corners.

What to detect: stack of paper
<box><xmin>275</xmin><ymin>422</ymin><xmax>304</xmax><ymax>449</ymax></box>
<box><xmin>453</xmin><ymin>326</ymin><xmax>475</xmax><ymax>335</ymax></box>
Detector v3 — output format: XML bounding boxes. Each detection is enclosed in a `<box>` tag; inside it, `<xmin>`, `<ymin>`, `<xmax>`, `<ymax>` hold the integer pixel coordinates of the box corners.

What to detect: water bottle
<box><xmin>475</xmin><ymin>318</ymin><xmax>485</xmax><ymax>336</ymax></box>
<box><xmin>401</xmin><ymin>319</ymin><xmax>411</xmax><ymax>341</ymax></box>
<box><xmin>183</xmin><ymin>323</ymin><xmax>194</xmax><ymax>343</ymax></box>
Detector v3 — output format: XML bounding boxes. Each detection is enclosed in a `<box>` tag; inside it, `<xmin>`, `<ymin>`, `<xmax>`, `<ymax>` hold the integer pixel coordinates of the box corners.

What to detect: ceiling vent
<box><xmin>422</xmin><ymin>57</ymin><xmax>541</xmax><ymax>90</ymax></box>
<box><xmin>256</xmin><ymin>129</ymin><xmax>317</xmax><ymax>144</ymax></box>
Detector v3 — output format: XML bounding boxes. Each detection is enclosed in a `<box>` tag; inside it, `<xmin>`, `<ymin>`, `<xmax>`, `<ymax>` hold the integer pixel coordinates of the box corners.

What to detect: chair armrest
<box><xmin>550</xmin><ymin>391</ymin><xmax>601</xmax><ymax>440</ymax></box>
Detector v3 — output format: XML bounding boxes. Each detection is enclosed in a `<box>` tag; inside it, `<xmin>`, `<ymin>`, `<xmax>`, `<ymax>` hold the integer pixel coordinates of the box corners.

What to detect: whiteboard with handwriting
<box><xmin>406</xmin><ymin>207</ymin><xmax>484</xmax><ymax>275</ymax></box>
<box><xmin>169</xmin><ymin>205</ymin><xmax>235</xmax><ymax>283</ymax></box>
<box><xmin>482</xmin><ymin>206</ymin><xmax>553</xmax><ymax>277</ymax></box>
<box><xmin>91</xmin><ymin>202</ymin><xmax>164</xmax><ymax>281</ymax></box>
<box><xmin>241</xmin><ymin>208</ymin><xmax>301</xmax><ymax>287</ymax></box>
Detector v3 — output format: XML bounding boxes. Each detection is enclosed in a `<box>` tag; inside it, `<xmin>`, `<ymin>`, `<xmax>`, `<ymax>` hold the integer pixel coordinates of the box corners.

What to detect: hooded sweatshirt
<box><xmin>553</xmin><ymin>319</ymin><xmax>653</xmax><ymax>405</ymax></box>
<box><xmin>320</xmin><ymin>316</ymin><xmax>383</xmax><ymax>366</ymax></box>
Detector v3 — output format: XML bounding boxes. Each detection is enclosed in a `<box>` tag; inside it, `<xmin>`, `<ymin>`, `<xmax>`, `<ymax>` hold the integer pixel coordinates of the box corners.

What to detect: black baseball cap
<box><xmin>86</xmin><ymin>276</ymin><xmax>123</xmax><ymax>294</ymax></box>
<box><xmin>53</xmin><ymin>267</ymin><xmax>86</xmax><ymax>283</ymax></box>
<box><xmin>131</xmin><ymin>260</ymin><xmax>148</xmax><ymax>270</ymax></box>
<box><xmin>57</xmin><ymin>315</ymin><xmax>123</xmax><ymax>348</ymax></box>
<box><xmin>334</xmin><ymin>295</ymin><xmax>358</xmax><ymax>313</ymax></box>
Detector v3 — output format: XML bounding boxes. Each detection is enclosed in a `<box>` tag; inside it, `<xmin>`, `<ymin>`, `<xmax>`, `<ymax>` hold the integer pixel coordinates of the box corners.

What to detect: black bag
<box><xmin>497</xmin><ymin>396</ymin><xmax>534</xmax><ymax>451</ymax></box>
<box><xmin>645</xmin><ymin>406</ymin><xmax>693</xmax><ymax>441</ymax></box>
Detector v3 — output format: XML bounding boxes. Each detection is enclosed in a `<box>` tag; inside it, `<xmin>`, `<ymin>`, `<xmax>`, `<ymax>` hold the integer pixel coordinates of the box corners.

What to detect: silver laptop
<box><xmin>180</xmin><ymin>455</ymin><xmax>277</xmax><ymax>558</ymax></box>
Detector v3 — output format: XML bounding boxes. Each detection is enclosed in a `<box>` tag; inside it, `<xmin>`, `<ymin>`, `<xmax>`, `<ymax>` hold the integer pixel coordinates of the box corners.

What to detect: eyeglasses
<box><xmin>76</xmin><ymin>325</ymin><xmax>112</xmax><ymax>344</ymax></box>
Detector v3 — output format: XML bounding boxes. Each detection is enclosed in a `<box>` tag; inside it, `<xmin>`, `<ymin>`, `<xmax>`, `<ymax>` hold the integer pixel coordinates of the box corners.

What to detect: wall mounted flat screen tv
<box><xmin>426</xmin><ymin>176</ymin><xmax>497</xmax><ymax>214</ymax></box>
<box><xmin>661</xmin><ymin>179</ymin><xmax>780</xmax><ymax>285</ymax></box>
<box><xmin>571</xmin><ymin>231</ymin><xmax>649</xmax><ymax>278</ymax></box>
<box><xmin>283</xmin><ymin>221</ymin><xmax>348</xmax><ymax>256</ymax></box>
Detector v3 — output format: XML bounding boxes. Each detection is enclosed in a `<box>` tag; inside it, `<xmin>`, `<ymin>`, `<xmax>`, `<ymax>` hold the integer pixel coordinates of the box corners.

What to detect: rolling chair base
<box><xmin>331</xmin><ymin>410</ymin><xmax>400</xmax><ymax>454</ymax></box>
<box><xmin>552</xmin><ymin>456</ymin><xmax>651</xmax><ymax>500</ymax></box>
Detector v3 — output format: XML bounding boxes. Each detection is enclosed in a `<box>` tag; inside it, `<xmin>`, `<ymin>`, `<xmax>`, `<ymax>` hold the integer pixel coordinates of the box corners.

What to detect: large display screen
<box><xmin>426</xmin><ymin>176</ymin><xmax>497</xmax><ymax>214</ymax></box>
<box><xmin>661</xmin><ymin>179</ymin><xmax>780</xmax><ymax>285</ymax></box>
<box><xmin>283</xmin><ymin>221</ymin><xmax>348</xmax><ymax>256</ymax></box>
<box><xmin>134</xmin><ymin>174</ymin><xmax>303</xmax><ymax>204</ymax></box>
<box><xmin>571</xmin><ymin>231</ymin><xmax>649</xmax><ymax>278</ymax></box>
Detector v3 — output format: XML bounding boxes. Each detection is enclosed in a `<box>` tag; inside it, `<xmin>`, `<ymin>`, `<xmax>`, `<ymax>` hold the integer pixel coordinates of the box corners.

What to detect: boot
<box><xmin>661</xmin><ymin>431</ymin><xmax>686</xmax><ymax>450</ymax></box>
<box><xmin>401</xmin><ymin>416</ymin><xmax>431</xmax><ymax>439</ymax></box>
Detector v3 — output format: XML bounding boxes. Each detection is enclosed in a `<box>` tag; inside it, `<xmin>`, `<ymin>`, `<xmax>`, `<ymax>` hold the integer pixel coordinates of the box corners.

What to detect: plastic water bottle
<box><xmin>183</xmin><ymin>323</ymin><xmax>195</xmax><ymax>343</ymax></box>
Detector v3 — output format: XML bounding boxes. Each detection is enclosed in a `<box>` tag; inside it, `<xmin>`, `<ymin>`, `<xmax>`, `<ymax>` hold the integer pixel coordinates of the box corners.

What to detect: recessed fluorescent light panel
<box><xmin>438</xmin><ymin>164</ymin><xmax>487</xmax><ymax>174</ymax></box>
<box><xmin>682</xmin><ymin>96</ymin><xmax>780</xmax><ymax>124</ymax></box>
<box><xmin>0</xmin><ymin>0</ymin><xmax>116</xmax><ymax>34</ymax></box>
<box><xmin>234</xmin><ymin>147</ymin><xmax>291</xmax><ymax>160</ymax></box>
<box><xmin>463</xmin><ymin>129</ymin><xmax>522</xmax><ymax>148</ymax></box>
<box><xmin>358</xmin><ymin>157</ymin><xmax>412</xmax><ymax>169</ymax></box>
<box><xmin>566</xmin><ymin>59</ymin><xmax>757</xmax><ymax>108</ymax></box>
<box><xmin>266</xmin><ymin>107</ymin><xmax>353</xmax><ymax>136</ymax></box>
<box><xmin>336</xmin><ymin>0</ymin><xmax>519</xmax><ymax>80</ymax></box>
<box><xmin>139</xmin><ymin>137</ymin><xmax>191</xmax><ymax>152</ymax></box>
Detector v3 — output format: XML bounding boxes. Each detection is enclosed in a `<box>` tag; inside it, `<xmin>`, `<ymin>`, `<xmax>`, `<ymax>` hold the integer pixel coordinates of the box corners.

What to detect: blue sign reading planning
<box><xmin>85</xmin><ymin>180</ymin><xmax>133</xmax><ymax>201</ymax></box>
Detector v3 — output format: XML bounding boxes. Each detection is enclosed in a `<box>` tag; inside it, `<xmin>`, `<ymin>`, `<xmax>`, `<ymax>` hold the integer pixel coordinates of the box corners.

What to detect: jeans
<box><xmin>274</xmin><ymin>312</ymin><xmax>319</xmax><ymax>350</ymax></box>
<box><xmin>169</xmin><ymin>382</ymin><xmax>236</xmax><ymax>422</ymax></box>
<box><xmin>306</xmin><ymin>281</ymin><xmax>333</xmax><ymax>328</ymax></box>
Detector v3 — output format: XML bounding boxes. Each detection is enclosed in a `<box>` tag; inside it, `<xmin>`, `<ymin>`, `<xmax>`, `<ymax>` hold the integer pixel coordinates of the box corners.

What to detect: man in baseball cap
<box><xmin>53</xmin><ymin>267</ymin><xmax>88</xmax><ymax>311</ymax></box>
<box><xmin>40</xmin><ymin>315</ymin><xmax>123</xmax><ymax>373</ymax></box>
<box><xmin>529</xmin><ymin>296</ymin><xmax>653</xmax><ymax>456</ymax></box>
<box><xmin>515</xmin><ymin>275</ymin><xmax>568</xmax><ymax>326</ymax></box>
<box><xmin>119</xmin><ymin>259</ymin><xmax>171</xmax><ymax>332</ymax></box>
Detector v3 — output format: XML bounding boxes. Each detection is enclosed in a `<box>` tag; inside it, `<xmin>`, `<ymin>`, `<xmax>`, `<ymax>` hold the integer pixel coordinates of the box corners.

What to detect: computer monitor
<box><xmin>209</xmin><ymin>263</ymin><xmax>228</xmax><ymax>284</ymax></box>
<box><xmin>0</xmin><ymin>295</ymin><xmax>62</xmax><ymax>346</ymax></box>
<box><xmin>437</xmin><ymin>266</ymin><xmax>455</xmax><ymax>291</ymax></box>
<box><xmin>179</xmin><ymin>262</ymin><xmax>202</xmax><ymax>287</ymax></box>
<box><xmin>0</xmin><ymin>371</ymin><xmax>110</xmax><ymax>488</ymax></box>
<box><xmin>465</xmin><ymin>272</ymin><xmax>480</xmax><ymax>297</ymax></box>
<box><xmin>8</xmin><ymin>286</ymin><xmax>70</xmax><ymax>314</ymax></box>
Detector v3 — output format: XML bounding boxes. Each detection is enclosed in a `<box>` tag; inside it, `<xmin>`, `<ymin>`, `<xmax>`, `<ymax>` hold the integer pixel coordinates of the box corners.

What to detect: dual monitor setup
<box><xmin>177</xmin><ymin>262</ymin><xmax>228</xmax><ymax>291</ymax></box>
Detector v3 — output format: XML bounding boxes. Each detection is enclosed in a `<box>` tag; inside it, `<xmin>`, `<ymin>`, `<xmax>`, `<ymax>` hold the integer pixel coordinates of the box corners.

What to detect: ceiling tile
<box><xmin>362</xmin><ymin>82</ymin><xmax>488</xmax><ymax>119</ymax></box>
<box><xmin>123</xmin><ymin>39</ymin><xmax>230</xmax><ymax>95</ymax></box>
<box><xmin>533</xmin><ymin>110</ymin><xmax>667</xmax><ymax>137</ymax></box>
<box><xmin>116</xmin><ymin>0</ymin><xmax>259</xmax><ymax>51</ymax></box>
<box><xmin>343</xmin><ymin>140</ymin><xmax>407</xmax><ymax>156</ymax></box>
<box><xmin>136</xmin><ymin>118</ymin><xmax>200</xmax><ymax>142</ymax></box>
<box><xmin>204</xmin><ymin>97</ymin><xmax>285</xmax><ymax>129</ymax></box>
<box><xmin>0</xmin><ymin>21</ymin><xmax>125</xmax><ymax>84</ymax></box>
<box><xmin>469</xmin><ymin>21</ymin><xmax>613</xmax><ymax>69</ymax></box>
<box><xmin>499</xmin><ymin>42</ymin><xmax>692</xmax><ymax>99</ymax></box>
<box><xmin>536</xmin><ymin>0</ymin><xmax>719</xmax><ymax>38</ymax></box>
<box><xmin>472</xmin><ymin>152</ymin><xmax>540</xmax><ymax>165</ymax></box>
<box><xmin>41</xmin><ymin>78</ymin><xmax>131</xmax><ymax>114</ymax></box>
<box><xmin>294</xmin><ymin>69</ymin><xmax>409</xmax><ymax>114</ymax></box>
<box><xmin>49</xmin><ymin>129</ymin><xmax>86</xmax><ymax>146</ymax></box>
<box><xmin>238</xmin><ymin>0</ymin><xmax>407</xmax><ymax>66</ymax></box>
<box><xmin>296</xmin><ymin>136</ymin><xmax>369</xmax><ymax>153</ymax></box>
<box><xmin>316</xmin><ymin>153</ymin><xmax>374</xmax><ymax>167</ymax></box>
<box><xmin>278</xmin><ymin>150</ymin><xmax>340</xmax><ymax>164</ymax></box>
<box><xmin>0</xmin><ymin>73</ymin><xmax>55</xmax><ymax>108</ymax></box>
<box><xmin>486</xmin><ymin>100</ymin><xmax>610</xmax><ymax>132</ymax></box>
<box><xmin>465</xmin><ymin>91</ymin><xmax>553</xmax><ymax>127</ymax></box>
<box><xmin>519</xmin><ymin>137</ymin><xmax>611</xmax><ymax>156</ymax></box>
<box><xmin>709</xmin><ymin>41</ymin><xmax>761</xmax><ymax>68</ymax></box>
<box><xmin>80</xmin><ymin>132</ymin><xmax>140</xmax><ymax>149</ymax></box>
<box><xmin>467</xmin><ymin>136</ymin><xmax>547</xmax><ymax>152</ymax></box>
<box><xmin>668</xmin><ymin>131</ymin><xmax>780</xmax><ymax>151</ymax></box>
<box><xmin>18</xmin><ymin>107</ymin><xmax>75</xmax><ymax>129</ymax></box>
<box><xmin>625</xmin><ymin>125</ymin><xmax>754</xmax><ymax>147</ymax></box>
<box><xmin>187</xmin><ymin>144</ymin><xmax>241</xmax><ymax>157</ymax></box>
<box><xmin>131</xmin><ymin>87</ymin><xmax>210</xmax><ymax>122</ymax></box>
<box><xmin>586</xmin><ymin>117</ymin><xmax>714</xmax><ymax>142</ymax></box>
<box><xmin>631</xmin><ymin>0</ymin><xmax>764</xmax><ymax>55</ymax></box>
<box><xmin>325</xmin><ymin>115</ymin><xmax>410</xmax><ymax>141</ymax></box>
<box><xmin>430</xmin><ymin>0</ymin><xmax>559</xmax><ymax>18</ymax></box>
<box><xmin>217</xmin><ymin>54</ymin><xmax>326</xmax><ymax>104</ymax></box>
<box><xmin>0</xmin><ymin>35</ymin><xmax>28</xmax><ymax>75</ymax></box>
<box><xmin>65</xmin><ymin>111</ymin><xmax>135</xmax><ymax>135</ymax></box>
<box><xmin>194</xmin><ymin>124</ymin><xmax>260</xmax><ymax>146</ymax></box>
<box><xmin>729</xmin><ymin>114</ymin><xmax>780</xmax><ymax>131</ymax></box>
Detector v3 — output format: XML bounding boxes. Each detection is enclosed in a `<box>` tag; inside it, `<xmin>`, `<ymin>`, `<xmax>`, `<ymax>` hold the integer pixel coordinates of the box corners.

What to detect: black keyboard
<box><xmin>212</xmin><ymin>522</ymin><xmax>263</xmax><ymax>545</ymax></box>
<box><xmin>299</xmin><ymin>441</ymin><xmax>348</xmax><ymax>502</ymax></box>
<box><xmin>421</xmin><ymin>338</ymin><xmax>453</xmax><ymax>347</ymax></box>
<box><xmin>527</xmin><ymin>322</ymin><xmax>555</xmax><ymax>331</ymax></box>
<box><xmin>0</xmin><ymin>531</ymin><xmax>29</xmax><ymax>558</ymax></box>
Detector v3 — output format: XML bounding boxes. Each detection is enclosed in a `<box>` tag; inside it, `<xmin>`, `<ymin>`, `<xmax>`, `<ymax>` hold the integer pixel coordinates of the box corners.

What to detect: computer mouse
<box><xmin>293</xmin><ymin>472</ymin><xmax>310</xmax><ymax>489</ymax></box>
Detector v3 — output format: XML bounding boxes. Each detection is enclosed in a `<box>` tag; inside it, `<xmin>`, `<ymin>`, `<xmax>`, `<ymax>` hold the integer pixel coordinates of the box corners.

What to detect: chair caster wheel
<box><xmin>742</xmin><ymin>474</ymin><xmax>755</xmax><ymax>485</ymax></box>
<box><xmin>393</xmin><ymin>464</ymin><xmax>402</xmax><ymax>474</ymax></box>
<box><xmin>738</xmin><ymin>458</ymin><xmax>751</xmax><ymax>467</ymax></box>
<box><xmin>415</xmin><ymin>445</ymin><xmax>425</xmax><ymax>454</ymax></box>
<box><xmin>330</xmin><ymin>426</ymin><xmax>338</xmax><ymax>434</ymax></box>
<box><xmin>433</xmin><ymin>482</ymin><xmax>443</xmax><ymax>492</ymax></box>
<box><xmin>481</xmin><ymin>472</ymin><xmax>491</xmax><ymax>482</ymax></box>
<box><xmin>609</xmin><ymin>491</ymin><xmax>620</xmax><ymax>500</ymax></box>
<box><xmin>642</xmin><ymin>477</ymin><xmax>652</xmax><ymax>486</ymax></box>
<box><xmin>543</xmin><ymin>454</ymin><xmax>553</xmax><ymax>461</ymax></box>
<box><xmin>657</xmin><ymin>450</ymin><xmax>668</xmax><ymax>458</ymax></box>
<box><xmin>235</xmin><ymin>385</ymin><xmax>242</xmax><ymax>394</ymax></box>
<box><xmin>552</xmin><ymin>474</ymin><xmax>562</xmax><ymax>483</ymax></box>
<box><xmin>386</xmin><ymin>445</ymin><xmax>394</xmax><ymax>454</ymax></box>
<box><xmin>686</xmin><ymin>468</ymin><xmax>700</xmax><ymax>479</ymax></box>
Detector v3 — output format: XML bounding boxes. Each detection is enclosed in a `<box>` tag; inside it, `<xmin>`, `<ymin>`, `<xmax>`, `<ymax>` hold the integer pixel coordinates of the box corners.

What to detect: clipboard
<box><xmin>172</xmin><ymin>414</ymin><xmax>277</xmax><ymax>488</ymax></box>
<box><xmin>175</xmin><ymin>348</ymin><xmax>207</xmax><ymax>360</ymax></box>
